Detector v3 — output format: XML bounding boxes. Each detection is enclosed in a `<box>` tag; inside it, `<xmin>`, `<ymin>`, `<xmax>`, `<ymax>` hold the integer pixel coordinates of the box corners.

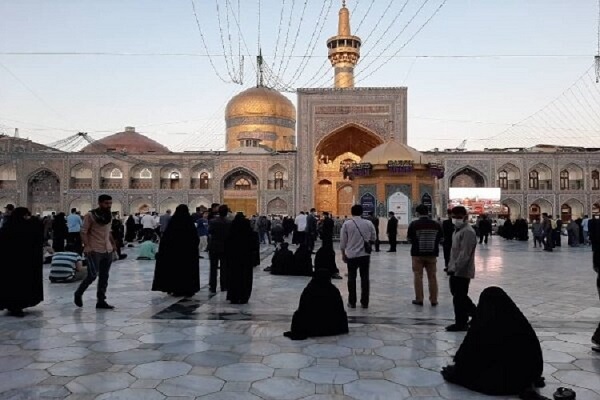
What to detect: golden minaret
<box><xmin>327</xmin><ymin>0</ymin><xmax>361</xmax><ymax>88</ymax></box>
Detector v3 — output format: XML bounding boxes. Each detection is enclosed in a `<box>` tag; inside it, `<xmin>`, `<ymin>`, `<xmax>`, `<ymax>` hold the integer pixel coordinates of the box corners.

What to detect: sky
<box><xmin>0</xmin><ymin>0</ymin><xmax>598</xmax><ymax>151</ymax></box>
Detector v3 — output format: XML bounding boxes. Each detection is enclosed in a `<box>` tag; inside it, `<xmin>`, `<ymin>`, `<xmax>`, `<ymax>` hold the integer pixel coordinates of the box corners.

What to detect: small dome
<box><xmin>81</xmin><ymin>127</ymin><xmax>169</xmax><ymax>154</ymax></box>
<box><xmin>361</xmin><ymin>141</ymin><xmax>426</xmax><ymax>165</ymax></box>
<box><xmin>225</xmin><ymin>87</ymin><xmax>296</xmax><ymax>120</ymax></box>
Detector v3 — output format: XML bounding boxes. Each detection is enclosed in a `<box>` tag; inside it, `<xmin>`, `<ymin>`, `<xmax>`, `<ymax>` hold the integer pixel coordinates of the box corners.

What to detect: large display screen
<box><xmin>448</xmin><ymin>188</ymin><xmax>502</xmax><ymax>215</ymax></box>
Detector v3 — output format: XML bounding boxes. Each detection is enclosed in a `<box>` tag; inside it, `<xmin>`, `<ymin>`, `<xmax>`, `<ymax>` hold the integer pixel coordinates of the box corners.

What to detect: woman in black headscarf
<box><xmin>292</xmin><ymin>243</ymin><xmax>313</xmax><ymax>276</ymax></box>
<box><xmin>502</xmin><ymin>219</ymin><xmax>514</xmax><ymax>240</ymax></box>
<box><xmin>152</xmin><ymin>204</ymin><xmax>200</xmax><ymax>297</ymax></box>
<box><xmin>441</xmin><ymin>286</ymin><xmax>544</xmax><ymax>396</ymax></box>
<box><xmin>284</xmin><ymin>269</ymin><xmax>349</xmax><ymax>340</ymax></box>
<box><xmin>0</xmin><ymin>207</ymin><xmax>44</xmax><ymax>317</ymax></box>
<box><xmin>125</xmin><ymin>215</ymin><xmax>136</xmax><ymax>243</ymax></box>
<box><xmin>52</xmin><ymin>212</ymin><xmax>68</xmax><ymax>252</ymax></box>
<box><xmin>226</xmin><ymin>213</ymin><xmax>257</xmax><ymax>304</ymax></box>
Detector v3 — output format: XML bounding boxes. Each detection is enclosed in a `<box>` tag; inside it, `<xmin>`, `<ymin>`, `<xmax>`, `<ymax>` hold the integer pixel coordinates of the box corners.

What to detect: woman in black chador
<box><xmin>52</xmin><ymin>212</ymin><xmax>68</xmax><ymax>252</ymax></box>
<box><xmin>270</xmin><ymin>242</ymin><xmax>294</xmax><ymax>275</ymax></box>
<box><xmin>442</xmin><ymin>287</ymin><xmax>544</xmax><ymax>397</ymax></box>
<box><xmin>284</xmin><ymin>269</ymin><xmax>349</xmax><ymax>340</ymax></box>
<box><xmin>226</xmin><ymin>213</ymin><xmax>258</xmax><ymax>304</ymax></box>
<box><xmin>125</xmin><ymin>215</ymin><xmax>136</xmax><ymax>243</ymax></box>
<box><xmin>0</xmin><ymin>207</ymin><xmax>44</xmax><ymax>317</ymax></box>
<box><xmin>502</xmin><ymin>219</ymin><xmax>514</xmax><ymax>240</ymax></box>
<box><xmin>152</xmin><ymin>204</ymin><xmax>200</xmax><ymax>297</ymax></box>
<box><xmin>292</xmin><ymin>243</ymin><xmax>314</xmax><ymax>276</ymax></box>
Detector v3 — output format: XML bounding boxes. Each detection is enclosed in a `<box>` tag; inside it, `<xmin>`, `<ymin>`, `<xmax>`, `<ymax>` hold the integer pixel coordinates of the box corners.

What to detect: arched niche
<box><xmin>559</xmin><ymin>164</ymin><xmax>584</xmax><ymax>190</ymax></box>
<box><xmin>267</xmin><ymin>197</ymin><xmax>288</xmax><ymax>215</ymax></box>
<box><xmin>0</xmin><ymin>163</ymin><xmax>17</xmax><ymax>190</ymax></box>
<box><xmin>191</xmin><ymin>164</ymin><xmax>212</xmax><ymax>190</ymax></box>
<box><xmin>528</xmin><ymin>163</ymin><xmax>552</xmax><ymax>190</ymax></box>
<box><xmin>497</xmin><ymin>163</ymin><xmax>520</xmax><ymax>190</ymax></box>
<box><xmin>70</xmin><ymin>163</ymin><xmax>93</xmax><ymax>189</ymax></box>
<box><xmin>130</xmin><ymin>165</ymin><xmax>154</xmax><ymax>189</ymax></box>
<box><xmin>100</xmin><ymin>163</ymin><xmax>124</xmax><ymax>189</ymax></box>
<box><xmin>268</xmin><ymin>164</ymin><xmax>288</xmax><ymax>190</ymax></box>
<box><xmin>160</xmin><ymin>166</ymin><xmax>182</xmax><ymax>190</ymax></box>
<box><xmin>27</xmin><ymin>169</ymin><xmax>61</xmax><ymax>215</ymax></box>
<box><xmin>450</xmin><ymin>167</ymin><xmax>486</xmax><ymax>188</ymax></box>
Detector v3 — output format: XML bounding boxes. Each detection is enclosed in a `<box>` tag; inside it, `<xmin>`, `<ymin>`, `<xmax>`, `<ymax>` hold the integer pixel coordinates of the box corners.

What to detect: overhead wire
<box><xmin>278</xmin><ymin>0</ymin><xmax>311</xmax><ymax>81</ymax></box>
<box><xmin>189</xmin><ymin>0</ymin><xmax>232</xmax><ymax>83</ymax></box>
<box><xmin>356</xmin><ymin>0</ymin><xmax>448</xmax><ymax>83</ymax></box>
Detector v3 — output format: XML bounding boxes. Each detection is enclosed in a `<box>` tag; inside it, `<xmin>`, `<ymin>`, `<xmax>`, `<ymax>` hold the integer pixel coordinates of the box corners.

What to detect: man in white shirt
<box><xmin>141</xmin><ymin>212</ymin><xmax>156</xmax><ymax>239</ymax></box>
<box><xmin>294</xmin><ymin>211</ymin><xmax>308</xmax><ymax>245</ymax></box>
<box><xmin>340</xmin><ymin>204</ymin><xmax>377</xmax><ymax>309</ymax></box>
<box><xmin>583</xmin><ymin>215</ymin><xmax>590</xmax><ymax>245</ymax></box>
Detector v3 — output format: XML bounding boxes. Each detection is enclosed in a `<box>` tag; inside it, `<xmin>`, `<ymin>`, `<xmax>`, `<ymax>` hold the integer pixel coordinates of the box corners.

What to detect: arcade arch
<box><xmin>27</xmin><ymin>169</ymin><xmax>61</xmax><ymax>215</ymax></box>
<box><xmin>560</xmin><ymin>198</ymin><xmax>584</xmax><ymax>222</ymax></box>
<box><xmin>450</xmin><ymin>167</ymin><xmax>485</xmax><ymax>188</ymax></box>
<box><xmin>70</xmin><ymin>164</ymin><xmax>93</xmax><ymax>189</ymax></box>
<box><xmin>528</xmin><ymin>199</ymin><xmax>552</xmax><ymax>221</ymax></box>
<box><xmin>222</xmin><ymin>169</ymin><xmax>259</xmax><ymax>216</ymax></box>
<box><xmin>100</xmin><ymin>163</ymin><xmax>123</xmax><ymax>189</ymax></box>
<box><xmin>0</xmin><ymin>163</ymin><xmax>16</xmax><ymax>190</ymax></box>
<box><xmin>497</xmin><ymin>163</ymin><xmax>520</xmax><ymax>190</ymax></box>
<box><xmin>528</xmin><ymin>163</ymin><xmax>552</xmax><ymax>190</ymax></box>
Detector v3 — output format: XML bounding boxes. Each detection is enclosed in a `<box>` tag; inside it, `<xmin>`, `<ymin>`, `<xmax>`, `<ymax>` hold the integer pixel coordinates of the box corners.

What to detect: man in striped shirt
<box><xmin>49</xmin><ymin>244</ymin><xmax>85</xmax><ymax>283</ymax></box>
<box><xmin>407</xmin><ymin>204</ymin><xmax>443</xmax><ymax>306</ymax></box>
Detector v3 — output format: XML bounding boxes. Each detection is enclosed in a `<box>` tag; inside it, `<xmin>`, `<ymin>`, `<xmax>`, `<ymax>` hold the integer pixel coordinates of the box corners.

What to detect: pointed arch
<box><xmin>0</xmin><ymin>163</ymin><xmax>17</xmax><ymax>190</ymax></box>
<box><xmin>316</xmin><ymin>123</ymin><xmax>384</xmax><ymax>161</ymax></box>
<box><xmin>222</xmin><ymin>167</ymin><xmax>260</xmax><ymax>190</ymax></box>
<box><xmin>27</xmin><ymin>169</ymin><xmax>61</xmax><ymax>215</ymax></box>
<box><xmin>496</xmin><ymin>163</ymin><xmax>520</xmax><ymax>190</ymax></box>
<box><xmin>70</xmin><ymin>163</ymin><xmax>93</xmax><ymax>189</ymax></box>
<box><xmin>100</xmin><ymin>163</ymin><xmax>123</xmax><ymax>189</ymax></box>
<box><xmin>450</xmin><ymin>166</ymin><xmax>486</xmax><ymax>188</ymax></box>
<box><xmin>528</xmin><ymin>163</ymin><xmax>552</xmax><ymax>190</ymax></box>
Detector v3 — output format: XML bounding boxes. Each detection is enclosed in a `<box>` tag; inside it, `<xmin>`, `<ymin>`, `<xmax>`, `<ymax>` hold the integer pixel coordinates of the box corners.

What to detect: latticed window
<box><xmin>274</xmin><ymin>171</ymin><xmax>284</xmax><ymax>190</ymax></box>
<box><xmin>560</xmin><ymin>170</ymin><xmax>569</xmax><ymax>190</ymax></box>
<box><xmin>592</xmin><ymin>170</ymin><xmax>599</xmax><ymax>190</ymax></box>
<box><xmin>109</xmin><ymin>168</ymin><xmax>123</xmax><ymax>179</ymax></box>
<box><xmin>199</xmin><ymin>172</ymin><xmax>209</xmax><ymax>189</ymax></box>
<box><xmin>169</xmin><ymin>171</ymin><xmax>180</xmax><ymax>180</ymax></box>
<box><xmin>140</xmin><ymin>168</ymin><xmax>152</xmax><ymax>179</ymax></box>
<box><xmin>498</xmin><ymin>170</ymin><xmax>508</xmax><ymax>189</ymax></box>
<box><xmin>234</xmin><ymin>178</ymin><xmax>251</xmax><ymax>190</ymax></box>
<box><xmin>529</xmin><ymin>170</ymin><xmax>539</xmax><ymax>189</ymax></box>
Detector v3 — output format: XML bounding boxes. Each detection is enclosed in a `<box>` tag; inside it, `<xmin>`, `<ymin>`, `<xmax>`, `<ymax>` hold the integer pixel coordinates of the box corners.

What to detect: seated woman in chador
<box><xmin>270</xmin><ymin>243</ymin><xmax>294</xmax><ymax>275</ymax></box>
<box><xmin>284</xmin><ymin>269</ymin><xmax>349</xmax><ymax>341</ymax></box>
<box><xmin>442</xmin><ymin>287</ymin><xmax>545</xmax><ymax>397</ymax></box>
<box><xmin>290</xmin><ymin>243</ymin><xmax>313</xmax><ymax>277</ymax></box>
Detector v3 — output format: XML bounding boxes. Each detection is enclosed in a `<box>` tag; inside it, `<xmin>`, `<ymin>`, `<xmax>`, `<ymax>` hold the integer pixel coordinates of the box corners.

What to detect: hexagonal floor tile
<box><xmin>96</xmin><ymin>388</ymin><xmax>165</xmax><ymax>400</ymax></box>
<box><xmin>215</xmin><ymin>363</ymin><xmax>274</xmax><ymax>382</ymax></box>
<box><xmin>339</xmin><ymin>355</ymin><xmax>395</xmax><ymax>372</ymax></box>
<box><xmin>48</xmin><ymin>358</ymin><xmax>112</xmax><ymax>377</ymax></box>
<box><xmin>300</xmin><ymin>365</ymin><xmax>358</xmax><ymax>384</ymax></box>
<box><xmin>384</xmin><ymin>367</ymin><xmax>444</xmax><ymax>387</ymax></box>
<box><xmin>263</xmin><ymin>353</ymin><xmax>314</xmax><ymax>369</ymax></box>
<box><xmin>159</xmin><ymin>340</ymin><xmax>211</xmax><ymax>354</ymax></box>
<box><xmin>131</xmin><ymin>361</ymin><xmax>192</xmax><ymax>379</ymax></box>
<box><xmin>344</xmin><ymin>379</ymin><xmax>410</xmax><ymax>400</ymax></box>
<box><xmin>304</xmin><ymin>344</ymin><xmax>352</xmax><ymax>358</ymax></box>
<box><xmin>66</xmin><ymin>372</ymin><xmax>136</xmax><ymax>394</ymax></box>
<box><xmin>157</xmin><ymin>375</ymin><xmax>224</xmax><ymax>397</ymax></box>
<box><xmin>337</xmin><ymin>336</ymin><xmax>384</xmax><ymax>350</ymax></box>
<box><xmin>0</xmin><ymin>370</ymin><xmax>49</xmax><ymax>393</ymax></box>
<box><xmin>252</xmin><ymin>377</ymin><xmax>315</xmax><ymax>400</ymax></box>
<box><xmin>374</xmin><ymin>346</ymin><xmax>425</xmax><ymax>361</ymax></box>
<box><xmin>0</xmin><ymin>355</ymin><xmax>34</xmax><ymax>373</ymax></box>
<box><xmin>185</xmin><ymin>350</ymin><xmax>240</xmax><ymax>368</ymax></box>
<box><xmin>108</xmin><ymin>349</ymin><xmax>163</xmax><ymax>365</ymax></box>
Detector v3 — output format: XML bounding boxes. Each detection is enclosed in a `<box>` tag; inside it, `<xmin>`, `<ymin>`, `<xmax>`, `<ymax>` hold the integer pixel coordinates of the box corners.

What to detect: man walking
<box><xmin>67</xmin><ymin>208</ymin><xmax>83</xmax><ymax>254</ymax></box>
<box><xmin>141</xmin><ymin>212</ymin><xmax>156</xmax><ymax>239</ymax></box>
<box><xmin>208</xmin><ymin>205</ymin><xmax>231</xmax><ymax>294</ymax></box>
<box><xmin>446</xmin><ymin>206</ymin><xmax>477</xmax><ymax>332</ymax></box>
<box><xmin>407</xmin><ymin>204</ymin><xmax>443</xmax><ymax>306</ymax></box>
<box><xmin>306</xmin><ymin>208</ymin><xmax>318</xmax><ymax>252</ymax></box>
<box><xmin>386</xmin><ymin>212</ymin><xmax>398</xmax><ymax>252</ymax></box>
<box><xmin>159</xmin><ymin>209</ymin><xmax>172</xmax><ymax>237</ymax></box>
<box><xmin>74</xmin><ymin>194</ymin><xmax>116</xmax><ymax>309</ymax></box>
<box><xmin>478</xmin><ymin>214</ymin><xmax>492</xmax><ymax>245</ymax></box>
<box><xmin>340</xmin><ymin>204</ymin><xmax>376</xmax><ymax>309</ymax></box>
<box><xmin>588</xmin><ymin>216</ymin><xmax>600</xmax><ymax>349</ymax></box>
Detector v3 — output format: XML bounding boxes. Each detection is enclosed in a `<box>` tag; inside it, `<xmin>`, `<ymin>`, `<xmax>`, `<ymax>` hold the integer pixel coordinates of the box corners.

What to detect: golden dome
<box><xmin>361</xmin><ymin>141</ymin><xmax>427</xmax><ymax>165</ymax></box>
<box><xmin>225</xmin><ymin>86</ymin><xmax>296</xmax><ymax>152</ymax></box>
<box><xmin>225</xmin><ymin>87</ymin><xmax>296</xmax><ymax>120</ymax></box>
<box><xmin>81</xmin><ymin>127</ymin><xmax>169</xmax><ymax>154</ymax></box>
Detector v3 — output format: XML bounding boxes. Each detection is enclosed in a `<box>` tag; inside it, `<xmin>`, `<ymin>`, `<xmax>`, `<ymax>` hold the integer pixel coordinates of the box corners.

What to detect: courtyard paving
<box><xmin>0</xmin><ymin>238</ymin><xmax>599</xmax><ymax>399</ymax></box>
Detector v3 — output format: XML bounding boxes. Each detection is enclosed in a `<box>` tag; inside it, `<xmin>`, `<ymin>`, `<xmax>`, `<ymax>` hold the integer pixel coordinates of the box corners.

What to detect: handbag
<box><xmin>352</xmin><ymin>220</ymin><xmax>372</xmax><ymax>254</ymax></box>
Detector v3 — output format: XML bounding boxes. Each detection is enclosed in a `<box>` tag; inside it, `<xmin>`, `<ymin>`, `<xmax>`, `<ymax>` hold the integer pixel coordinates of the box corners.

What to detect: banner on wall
<box><xmin>360</xmin><ymin>193</ymin><xmax>376</xmax><ymax>216</ymax></box>
<box><xmin>448</xmin><ymin>187</ymin><xmax>502</xmax><ymax>215</ymax></box>
<box><xmin>388</xmin><ymin>191</ymin><xmax>410</xmax><ymax>224</ymax></box>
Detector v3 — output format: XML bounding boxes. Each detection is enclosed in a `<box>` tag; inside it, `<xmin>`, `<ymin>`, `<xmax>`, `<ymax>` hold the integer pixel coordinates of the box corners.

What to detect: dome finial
<box><xmin>342</xmin><ymin>0</ymin><xmax>346</xmax><ymax>8</ymax></box>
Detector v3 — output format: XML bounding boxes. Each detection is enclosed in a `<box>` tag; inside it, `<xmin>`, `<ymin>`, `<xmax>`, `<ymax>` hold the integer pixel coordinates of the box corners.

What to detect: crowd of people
<box><xmin>0</xmin><ymin>196</ymin><xmax>598</xmax><ymax>399</ymax></box>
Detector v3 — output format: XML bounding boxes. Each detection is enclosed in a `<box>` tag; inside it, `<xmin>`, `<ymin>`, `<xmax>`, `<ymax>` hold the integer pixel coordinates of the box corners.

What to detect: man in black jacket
<box><xmin>386</xmin><ymin>212</ymin><xmax>398</xmax><ymax>252</ymax></box>
<box><xmin>207</xmin><ymin>205</ymin><xmax>231</xmax><ymax>294</ymax></box>
<box><xmin>478</xmin><ymin>214</ymin><xmax>492</xmax><ymax>245</ymax></box>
